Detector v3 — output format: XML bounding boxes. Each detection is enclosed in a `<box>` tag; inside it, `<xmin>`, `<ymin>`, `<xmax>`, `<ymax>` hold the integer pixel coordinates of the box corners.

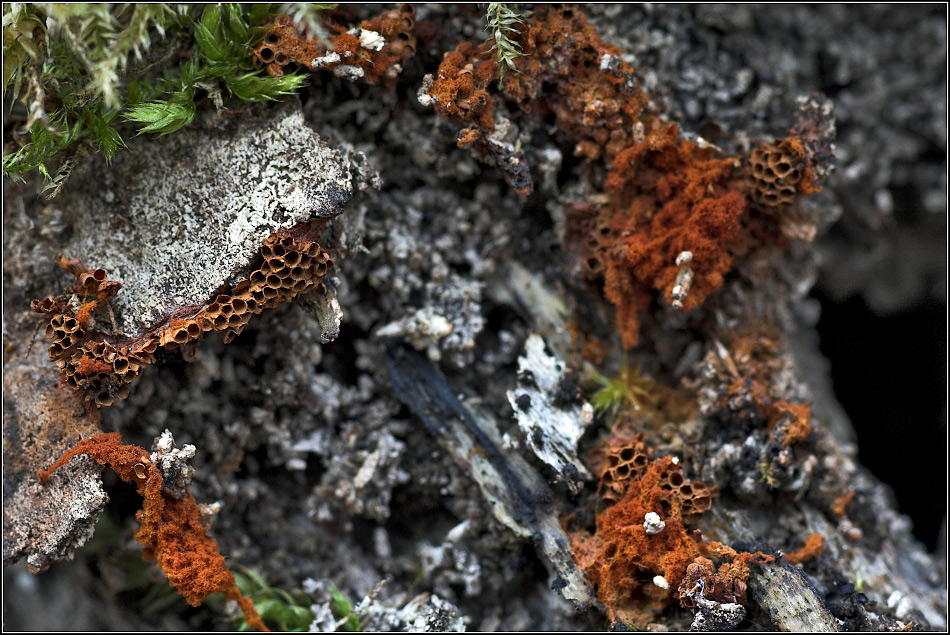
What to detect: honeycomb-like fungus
<box><xmin>572</xmin><ymin>433</ymin><xmax>780</xmax><ymax>623</ymax></box>
<box><xmin>571</xmin><ymin>435</ymin><xmax>721</xmax><ymax>622</ymax></box>
<box><xmin>251</xmin><ymin>5</ymin><xmax>416</xmax><ymax>82</ymax></box>
<box><xmin>39</xmin><ymin>433</ymin><xmax>268</xmax><ymax>632</ymax></box>
<box><xmin>745</xmin><ymin>138</ymin><xmax>822</xmax><ymax>209</ymax></box>
<box><xmin>592</xmin><ymin>434</ymin><xmax>714</xmax><ymax>523</ymax></box>
<box><xmin>783</xmin><ymin>533</ymin><xmax>824</xmax><ymax>565</ymax></box>
<box><xmin>571</xmin><ymin>459</ymin><xmax>704</xmax><ymax>622</ymax></box>
<box><xmin>575</xmin><ymin>122</ymin><xmax>827</xmax><ymax>347</ymax></box>
<box><xmin>31</xmin><ymin>224</ymin><xmax>333</xmax><ymax>407</ymax></box>
<box><xmin>427</xmin><ymin>5</ymin><xmax>650</xmax><ymax>161</ymax></box>
<box><xmin>425</xmin><ymin>6</ymin><xmax>830</xmax><ymax>347</ymax></box>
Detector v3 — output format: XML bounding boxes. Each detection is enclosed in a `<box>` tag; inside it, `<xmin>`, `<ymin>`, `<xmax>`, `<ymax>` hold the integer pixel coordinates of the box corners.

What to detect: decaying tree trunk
<box><xmin>3</xmin><ymin>4</ymin><xmax>945</xmax><ymax>632</ymax></box>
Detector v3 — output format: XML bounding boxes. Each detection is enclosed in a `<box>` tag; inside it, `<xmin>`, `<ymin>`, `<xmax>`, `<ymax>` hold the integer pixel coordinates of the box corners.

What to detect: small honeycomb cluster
<box><xmin>32</xmin><ymin>226</ymin><xmax>333</xmax><ymax>408</ymax></box>
<box><xmin>573</xmin><ymin>435</ymin><xmax>776</xmax><ymax>624</ymax></box>
<box><xmin>252</xmin><ymin>4</ymin><xmax>416</xmax><ymax>82</ymax></box>
<box><xmin>595</xmin><ymin>434</ymin><xmax>713</xmax><ymax>524</ymax></box>
<box><xmin>745</xmin><ymin>138</ymin><xmax>821</xmax><ymax>209</ymax></box>
<box><xmin>597</xmin><ymin>434</ymin><xmax>653</xmax><ymax>506</ymax></box>
<box><xmin>32</xmin><ymin>262</ymin><xmax>143</xmax><ymax>407</ymax></box>
<box><xmin>571</xmin><ymin>450</ymin><xmax>705</xmax><ymax>624</ymax></box>
<box><xmin>426</xmin><ymin>5</ymin><xmax>651</xmax><ymax>161</ymax></box>
<box><xmin>181</xmin><ymin>229</ymin><xmax>333</xmax><ymax>345</ymax></box>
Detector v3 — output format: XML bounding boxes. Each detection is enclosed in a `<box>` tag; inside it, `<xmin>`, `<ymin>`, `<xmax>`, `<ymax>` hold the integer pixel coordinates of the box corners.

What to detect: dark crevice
<box><xmin>813</xmin><ymin>289</ymin><xmax>947</xmax><ymax>550</ymax></box>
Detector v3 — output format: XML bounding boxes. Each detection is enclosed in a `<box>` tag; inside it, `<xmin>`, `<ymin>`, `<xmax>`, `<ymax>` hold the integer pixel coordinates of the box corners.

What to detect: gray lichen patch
<box><xmin>507</xmin><ymin>333</ymin><xmax>593</xmax><ymax>494</ymax></box>
<box><xmin>48</xmin><ymin>101</ymin><xmax>363</xmax><ymax>337</ymax></box>
<box><xmin>2</xmin><ymin>336</ymin><xmax>107</xmax><ymax>572</ymax></box>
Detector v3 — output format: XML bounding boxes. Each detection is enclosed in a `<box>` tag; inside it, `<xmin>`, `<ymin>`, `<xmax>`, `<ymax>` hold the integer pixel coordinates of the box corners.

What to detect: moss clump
<box><xmin>3</xmin><ymin>3</ymin><xmax>314</xmax><ymax>186</ymax></box>
<box><xmin>590</xmin><ymin>364</ymin><xmax>657</xmax><ymax>418</ymax></box>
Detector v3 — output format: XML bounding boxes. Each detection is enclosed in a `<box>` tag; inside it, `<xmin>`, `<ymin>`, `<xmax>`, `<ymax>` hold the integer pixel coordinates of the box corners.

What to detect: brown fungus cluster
<box><xmin>745</xmin><ymin>137</ymin><xmax>821</xmax><ymax>209</ymax></box>
<box><xmin>594</xmin><ymin>434</ymin><xmax>713</xmax><ymax>523</ymax></box>
<box><xmin>39</xmin><ymin>432</ymin><xmax>269</xmax><ymax>632</ymax></box>
<box><xmin>573</xmin><ymin>434</ymin><xmax>775</xmax><ymax>625</ymax></box>
<box><xmin>427</xmin><ymin>4</ymin><xmax>650</xmax><ymax>161</ymax></box>
<box><xmin>426</xmin><ymin>5</ymin><xmax>832</xmax><ymax>349</ymax></box>
<box><xmin>32</xmin><ymin>260</ymin><xmax>141</xmax><ymax>407</ymax></box>
<box><xmin>252</xmin><ymin>5</ymin><xmax>416</xmax><ymax>82</ymax></box>
<box><xmin>31</xmin><ymin>225</ymin><xmax>333</xmax><ymax>408</ymax></box>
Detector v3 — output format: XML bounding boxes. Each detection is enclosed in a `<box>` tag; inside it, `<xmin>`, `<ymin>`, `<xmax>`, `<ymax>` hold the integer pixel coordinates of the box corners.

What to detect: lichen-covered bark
<box><xmin>2</xmin><ymin>4</ymin><xmax>945</xmax><ymax>633</ymax></box>
<box><xmin>2</xmin><ymin>340</ymin><xmax>106</xmax><ymax>572</ymax></box>
<box><xmin>2</xmin><ymin>100</ymin><xmax>367</xmax><ymax>575</ymax></box>
<box><xmin>45</xmin><ymin>102</ymin><xmax>358</xmax><ymax>338</ymax></box>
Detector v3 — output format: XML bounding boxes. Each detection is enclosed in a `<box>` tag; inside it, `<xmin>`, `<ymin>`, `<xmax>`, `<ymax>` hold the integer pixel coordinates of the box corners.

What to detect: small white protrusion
<box><xmin>886</xmin><ymin>590</ymin><xmax>902</xmax><ymax>608</ymax></box>
<box><xmin>358</xmin><ymin>29</ymin><xmax>386</xmax><ymax>51</ymax></box>
<box><xmin>643</xmin><ymin>512</ymin><xmax>666</xmax><ymax>534</ymax></box>
<box><xmin>671</xmin><ymin>251</ymin><xmax>695</xmax><ymax>310</ymax></box>
<box><xmin>311</xmin><ymin>51</ymin><xmax>342</xmax><ymax>68</ymax></box>
<box><xmin>332</xmin><ymin>64</ymin><xmax>364</xmax><ymax>80</ymax></box>
<box><xmin>653</xmin><ymin>575</ymin><xmax>670</xmax><ymax>590</ymax></box>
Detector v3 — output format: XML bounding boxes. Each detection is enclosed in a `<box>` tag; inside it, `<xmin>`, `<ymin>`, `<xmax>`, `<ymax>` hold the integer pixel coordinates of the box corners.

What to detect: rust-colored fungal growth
<box><xmin>428</xmin><ymin>40</ymin><xmax>497</xmax><ymax>132</ymax></box>
<box><xmin>832</xmin><ymin>490</ymin><xmax>855</xmax><ymax>518</ymax></box>
<box><xmin>677</xmin><ymin>556</ymin><xmax>749</xmax><ymax>609</ymax></box>
<box><xmin>31</xmin><ymin>260</ymin><xmax>139</xmax><ymax>408</ymax></box>
<box><xmin>571</xmin><ymin>459</ymin><xmax>704</xmax><ymax>622</ymax></box>
<box><xmin>574</xmin><ymin>123</ymin><xmax>827</xmax><ymax>348</ymax></box>
<box><xmin>39</xmin><ymin>433</ymin><xmax>268</xmax><ymax>632</ymax></box>
<box><xmin>425</xmin><ymin>7</ymin><xmax>830</xmax><ymax>347</ymax></box>
<box><xmin>573</xmin><ymin>433</ymin><xmax>781</xmax><ymax>623</ymax></box>
<box><xmin>769</xmin><ymin>400</ymin><xmax>812</xmax><ymax>446</ymax></box>
<box><xmin>593</xmin><ymin>122</ymin><xmax>747</xmax><ymax>348</ymax></box>
<box><xmin>737</xmin><ymin>377</ymin><xmax>813</xmax><ymax>446</ymax></box>
<box><xmin>426</xmin><ymin>5</ymin><xmax>650</xmax><ymax>161</ymax></box>
<box><xmin>571</xmin><ymin>434</ymin><xmax>719</xmax><ymax>622</ymax></box>
<box><xmin>676</xmin><ymin>545</ymin><xmax>775</xmax><ymax>612</ymax></box>
<box><xmin>31</xmin><ymin>224</ymin><xmax>333</xmax><ymax>408</ymax></box>
<box><xmin>784</xmin><ymin>533</ymin><xmax>824</xmax><ymax>565</ymax></box>
<box><xmin>592</xmin><ymin>434</ymin><xmax>714</xmax><ymax>523</ymax></box>
<box><xmin>252</xmin><ymin>5</ymin><xmax>416</xmax><ymax>82</ymax></box>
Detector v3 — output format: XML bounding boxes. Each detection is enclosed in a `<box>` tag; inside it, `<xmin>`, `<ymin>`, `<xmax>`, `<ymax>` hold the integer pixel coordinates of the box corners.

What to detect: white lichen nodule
<box><xmin>643</xmin><ymin>511</ymin><xmax>667</xmax><ymax>534</ymax></box>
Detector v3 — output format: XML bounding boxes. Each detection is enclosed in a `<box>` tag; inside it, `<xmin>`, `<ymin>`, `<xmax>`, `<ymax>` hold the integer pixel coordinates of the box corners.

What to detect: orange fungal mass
<box><xmin>251</xmin><ymin>5</ymin><xmax>416</xmax><ymax>83</ymax></box>
<box><xmin>39</xmin><ymin>432</ymin><xmax>268</xmax><ymax>632</ymax></box>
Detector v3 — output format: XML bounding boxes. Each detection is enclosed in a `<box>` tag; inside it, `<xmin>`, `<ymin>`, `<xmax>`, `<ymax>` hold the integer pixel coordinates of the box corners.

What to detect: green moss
<box><xmin>329</xmin><ymin>583</ymin><xmax>362</xmax><ymax>632</ymax></box>
<box><xmin>485</xmin><ymin>3</ymin><xmax>530</xmax><ymax>89</ymax></box>
<box><xmin>590</xmin><ymin>364</ymin><xmax>656</xmax><ymax>418</ymax></box>
<box><xmin>232</xmin><ymin>569</ymin><xmax>315</xmax><ymax>632</ymax></box>
<box><xmin>3</xmin><ymin>3</ymin><xmax>318</xmax><ymax>184</ymax></box>
<box><xmin>227</xmin><ymin>570</ymin><xmax>362</xmax><ymax>632</ymax></box>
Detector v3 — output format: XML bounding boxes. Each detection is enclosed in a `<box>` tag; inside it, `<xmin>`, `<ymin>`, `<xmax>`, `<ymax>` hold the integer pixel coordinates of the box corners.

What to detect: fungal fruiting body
<box><xmin>39</xmin><ymin>432</ymin><xmax>268</xmax><ymax>631</ymax></box>
<box><xmin>31</xmin><ymin>223</ymin><xmax>333</xmax><ymax>408</ymax></box>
